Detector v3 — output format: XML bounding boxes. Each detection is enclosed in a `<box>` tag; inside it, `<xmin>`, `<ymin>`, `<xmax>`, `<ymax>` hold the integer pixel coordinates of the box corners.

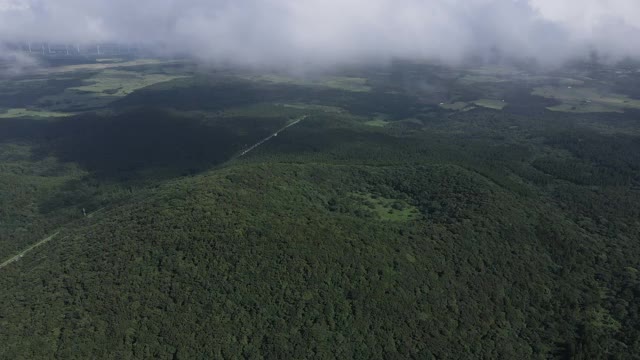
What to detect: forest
<box><xmin>1</xmin><ymin>59</ymin><xmax>639</xmax><ymax>359</ymax></box>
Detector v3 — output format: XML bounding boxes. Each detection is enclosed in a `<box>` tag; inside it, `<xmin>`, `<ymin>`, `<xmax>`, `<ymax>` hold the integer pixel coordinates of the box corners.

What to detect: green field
<box><xmin>533</xmin><ymin>85</ymin><xmax>640</xmax><ymax>113</ymax></box>
<box><xmin>439</xmin><ymin>99</ymin><xmax>507</xmax><ymax>111</ymax></box>
<box><xmin>0</xmin><ymin>107</ymin><xmax>74</xmax><ymax>118</ymax></box>
<box><xmin>242</xmin><ymin>74</ymin><xmax>372</xmax><ymax>92</ymax></box>
<box><xmin>473</xmin><ymin>98</ymin><xmax>508</xmax><ymax>110</ymax></box>
<box><xmin>68</xmin><ymin>69</ymin><xmax>185</xmax><ymax>97</ymax></box>
<box><xmin>37</xmin><ymin>58</ymin><xmax>170</xmax><ymax>75</ymax></box>
<box><xmin>440</xmin><ymin>101</ymin><xmax>475</xmax><ymax>111</ymax></box>
<box><xmin>363</xmin><ymin>119</ymin><xmax>388</xmax><ymax>127</ymax></box>
<box><xmin>363</xmin><ymin>117</ymin><xmax>390</xmax><ymax>127</ymax></box>
<box><xmin>35</xmin><ymin>70</ymin><xmax>185</xmax><ymax>111</ymax></box>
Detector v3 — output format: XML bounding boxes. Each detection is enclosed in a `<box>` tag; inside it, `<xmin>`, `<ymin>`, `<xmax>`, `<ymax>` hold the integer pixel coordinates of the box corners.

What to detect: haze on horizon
<box><xmin>1</xmin><ymin>0</ymin><xmax>640</xmax><ymax>67</ymax></box>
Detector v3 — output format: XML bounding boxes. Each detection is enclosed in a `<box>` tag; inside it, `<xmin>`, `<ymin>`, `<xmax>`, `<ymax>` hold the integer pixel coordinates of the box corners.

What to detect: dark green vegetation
<box><xmin>1</xmin><ymin>60</ymin><xmax>640</xmax><ymax>359</ymax></box>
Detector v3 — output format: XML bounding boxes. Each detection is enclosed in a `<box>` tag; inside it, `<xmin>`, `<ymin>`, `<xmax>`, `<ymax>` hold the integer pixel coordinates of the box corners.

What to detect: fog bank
<box><xmin>1</xmin><ymin>0</ymin><xmax>640</xmax><ymax>66</ymax></box>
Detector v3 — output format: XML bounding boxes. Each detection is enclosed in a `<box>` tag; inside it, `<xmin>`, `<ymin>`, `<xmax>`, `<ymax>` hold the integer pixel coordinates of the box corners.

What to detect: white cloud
<box><xmin>0</xmin><ymin>0</ymin><xmax>30</xmax><ymax>12</ymax></box>
<box><xmin>1</xmin><ymin>0</ymin><xmax>639</xmax><ymax>66</ymax></box>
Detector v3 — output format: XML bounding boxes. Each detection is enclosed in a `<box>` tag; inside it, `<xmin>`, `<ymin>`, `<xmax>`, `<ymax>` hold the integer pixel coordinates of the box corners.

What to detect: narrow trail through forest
<box><xmin>0</xmin><ymin>115</ymin><xmax>309</xmax><ymax>270</ymax></box>
<box><xmin>0</xmin><ymin>232</ymin><xmax>60</xmax><ymax>270</ymax></box>
<box><xmin>237</xmin><ymin>115</ymin><xmax>307</xmax><ymax>158</ymax></box>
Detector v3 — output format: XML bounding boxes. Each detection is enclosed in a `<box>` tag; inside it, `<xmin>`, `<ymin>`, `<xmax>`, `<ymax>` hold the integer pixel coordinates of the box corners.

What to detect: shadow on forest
<box><xmin>0</xmin><ymin>107</ymin><xmax>282</xmax><ymax>182</ymax></box>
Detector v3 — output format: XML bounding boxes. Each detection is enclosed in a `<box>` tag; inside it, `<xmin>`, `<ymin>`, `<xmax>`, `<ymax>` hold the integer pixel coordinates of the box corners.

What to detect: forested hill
<box><xmin>2</xmin><ymin>156</ymin><xmax>640</xmax><ymax>358</ymax></box>
<box><xmin>1</xmin><ymin>62</ymin><xmax>640</xmax><ymax>358</ymax></box>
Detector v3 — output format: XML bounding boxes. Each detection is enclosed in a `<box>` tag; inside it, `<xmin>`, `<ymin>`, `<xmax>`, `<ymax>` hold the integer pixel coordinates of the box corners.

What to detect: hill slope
<box><xmin>2</xmin><ymin>161</ymin><xmax>639</xmax><ymax>359</ymax></box>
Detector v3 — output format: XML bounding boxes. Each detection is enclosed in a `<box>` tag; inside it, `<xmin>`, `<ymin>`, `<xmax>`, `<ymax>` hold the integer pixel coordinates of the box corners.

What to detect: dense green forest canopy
<box><xmin>1</xmin><ymin>59</ymin><xmax>639</xmax><ymax>359</ymax></box>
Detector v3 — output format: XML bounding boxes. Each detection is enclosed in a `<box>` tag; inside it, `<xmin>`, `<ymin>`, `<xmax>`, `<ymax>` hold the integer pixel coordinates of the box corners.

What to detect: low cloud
<box><xmin>0</xmin><ymin>44</ymin><xmax>39</xmax><ymax>76</ymax></box>
<box><xmin>1</xmin><ymin>0</ymin><xmax>640</xmax><ymax>67</ymax></box>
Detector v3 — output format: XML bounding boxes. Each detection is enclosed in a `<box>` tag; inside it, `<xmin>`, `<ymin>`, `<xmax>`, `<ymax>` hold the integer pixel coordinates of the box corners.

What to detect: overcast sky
<box><xmin>1</xmin><ymin>0</ymin><xmax>639</xmax><ymax>66</ymax></box>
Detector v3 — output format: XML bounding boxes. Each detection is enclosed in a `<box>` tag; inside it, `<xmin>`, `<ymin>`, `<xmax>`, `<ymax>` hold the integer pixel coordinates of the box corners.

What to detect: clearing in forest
<box><xmin>352</xmin><ymin>192</ymin><xmax>420</xmax><ymax>221</ymax></box>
